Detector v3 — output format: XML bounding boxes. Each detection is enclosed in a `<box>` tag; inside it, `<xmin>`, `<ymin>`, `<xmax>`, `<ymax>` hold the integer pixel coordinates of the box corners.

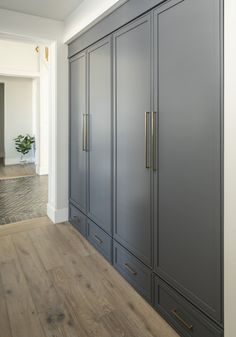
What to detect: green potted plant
<box><xmin>14</xmin><ymin>134</ymin><xmax>35</xmax><ymax>163</ymax></box>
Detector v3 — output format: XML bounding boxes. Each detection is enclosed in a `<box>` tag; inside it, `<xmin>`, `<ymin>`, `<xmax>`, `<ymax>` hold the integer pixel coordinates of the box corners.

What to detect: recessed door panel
<box><xmin>70</xmin><ymin>53</ymin><xmax>87</xmax><ymax>212</ymax></box>
<box><xmin>88</xmin><ymin>38</ymin><xmax>112</xmax><ymax>234</ymax></box>
<box><xmin>114</xmin><ymin>15</ymin><xmax>152</xmax><ymax>266</ymax></box>
<box><xmin>154</xmin><ymin>0</ymin><xmax>222</xmax><ymax>323</ymax></box>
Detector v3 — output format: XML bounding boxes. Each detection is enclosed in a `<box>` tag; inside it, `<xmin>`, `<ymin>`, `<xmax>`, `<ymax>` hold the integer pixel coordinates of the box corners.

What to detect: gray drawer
<box><xmin>69</xmin><ymin>204</ymin><xmax>87</xmax><ymax>237</ymax></box>
<box><xmin>154</xmin><ymin>276</ymin><xmax>223</xmax><ymax>337</ymax></box>
<box><xmin>113</xmin><ymin>241</ymin><xmax>152</xmax><ymax>302</ymax></box>
<box><xmin>87</xmin><ymin>219</ymin><xmax>112</xmax><ymax>263</ymax></box>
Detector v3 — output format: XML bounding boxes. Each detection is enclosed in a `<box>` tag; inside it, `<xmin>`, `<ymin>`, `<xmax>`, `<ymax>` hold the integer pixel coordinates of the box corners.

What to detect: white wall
<box><xmin>0</xmin><ymin>8</ymin><xmax>68</xmax><ymax>222</ymax></box>
<box><xmin>224</xmin><ymin>1</ymin><xmax>236</xmax><ymax>337</ymax></box>
<box><xmin>0</xmin><ymin>83</ymin><xmax>4</xmax><ymax>158</ymax></box>
<box><xmin>37</xmin><ymin>45</ymin><xmax>49</xmax><ymax>175</ymax></box>
<box><xmin>0</xmin><ymin>39</ymin><xmax>39</xmax><ymax>76</ymax></box>
<box><xmin>0</xmin><ymin>76</ymin><xmax>33</xmax><ymax>164</ymax></box>
<box><xmin>64</xmin><ymin>0</ymin><xmax>127</xmax><ymax>43</ymax></box>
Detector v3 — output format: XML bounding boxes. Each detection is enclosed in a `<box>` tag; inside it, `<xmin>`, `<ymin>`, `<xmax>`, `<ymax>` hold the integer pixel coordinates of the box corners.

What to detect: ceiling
<box><xmin>0</xmin><ymin>0</ymin><xmax>84</xmax><ymax>21</ymax></box>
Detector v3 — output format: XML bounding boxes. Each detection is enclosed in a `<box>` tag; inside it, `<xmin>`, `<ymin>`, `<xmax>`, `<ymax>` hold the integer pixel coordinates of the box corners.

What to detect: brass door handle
<box><xmin>145</xmin><ymin>112</ymin><xmax>150</xmax><ymax>169</ymax></box>
<box><xmin>123</xmin><ymin>263</ymin><xmax>137</xmax><ymax>276</ymax></box>
<box><xmin>171</xmin><ymin>309</ymin><xmax>193</xmax><ymax>331</ymax></box>
<box><xmin>83</xmin><ymin>114</ymin><xmax>86</xmax><ymax>151</ymax></box>
<box><xmin>82</xmin><ymin>114</ymin><xmax>89</xmax><ymax>152</ymax></box>
<box><xmin>93</xmin><ymin>234</ymin><xmax>103</xmax><ymax>244</ymax></box>
<box><xmin>152</xmin><ymin>111</ymin><xmax>157</xmax><ymax>171</ymax></box>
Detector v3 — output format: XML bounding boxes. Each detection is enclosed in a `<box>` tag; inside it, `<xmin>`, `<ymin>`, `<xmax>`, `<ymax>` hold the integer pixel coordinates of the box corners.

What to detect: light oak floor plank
<box><xmin>0</xmin><ymin>160</ymin><xmax>36</xmax><ymax>180</ymax></box>
<box><xmin>0</xmin><ymin>271</ymin><xmax>12</xmax><ymax>337</ymax></box>
<box><xmin>0</xmin><ymin>258</ymin><xmax>45</xmax><ymax>337</ymax></box>
<box><xmin>0</xmin><ymin>217</ymin><xmax>52</xmax><ymax>238</ymax></box>
<box><xmin>0</xmin><ymin>218</ymin><xmax>179</xmax><ymax>337</ymax></box>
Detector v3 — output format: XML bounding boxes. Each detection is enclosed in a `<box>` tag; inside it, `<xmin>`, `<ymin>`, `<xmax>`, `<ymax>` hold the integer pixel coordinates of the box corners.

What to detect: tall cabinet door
<box><xmin>69</xmin><ymin>53</ymin><xmax>87</xmax><ymax>213</ymax></box>
<box><xmin>87</xmin><ymin>38</ymin><xmax>112</xmax><ymax>235</ymax></box>
<box><xmin>113</xmin><ymin>15</ymin><xmax>152</xmax><ymax>266</ymax></box>
<box><xmin>153</xmin><ymin>0</ymin><xmax>222</xmax><ymax>323</ymax></box>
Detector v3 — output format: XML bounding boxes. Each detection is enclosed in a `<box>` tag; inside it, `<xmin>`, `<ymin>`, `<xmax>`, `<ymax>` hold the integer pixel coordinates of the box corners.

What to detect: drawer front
<box><xmin>87</xmin><ymin>219</ymin><xmax>112</xmax><ymax>263</ymax></box>
<box><xmin>154</xmin><ymin>276</ymin><xmax>223</xmax><ymax>337</ymax></box>
<box><xmin>69</xmin><ymin>204</ymin><xmax>87</xmax><ymax>237</ymax></box>
<box><xmin>113</xmin><ymin>241</ymin><xmax>152</xmax><ymax>302</ymax></box>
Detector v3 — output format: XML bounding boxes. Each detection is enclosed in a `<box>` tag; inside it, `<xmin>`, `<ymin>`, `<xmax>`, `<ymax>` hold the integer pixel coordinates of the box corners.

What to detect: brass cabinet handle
<box><xmin>145</xmin><ymin>112</ymin><xmax>150</xmax><ymax>169</ymax></box>
<box><xmin>93</xmin><ymin>234</ymin><xmax>103</xmax><ymax>244</ymax></box>
<box><xmin>86</xmin><ymin>114</ymin><xmax>89</xmax><ymax>151</ymax></box>
<box><xmin>152</xmin><ymin>111</ymin><xmax>157</xmax><ymax>171</ymax></box>
<box><xmin>82</xmin><ymin>114</ymin><xmax>89</xmax><ymax>152</ymax></box>
<box><xmin>82</xmin><ymin>114</ymin><xmax>86</xmax><ymax>151</ymax></box>
<box><xmin>123</xmin><ymin>263</ymin><xmax>137</xmax><ymax>276</ymax></box>
<box><xmin>171</xmin><ymin>309</ymin><xmax>193</xmax><ymax>331</ymax></box>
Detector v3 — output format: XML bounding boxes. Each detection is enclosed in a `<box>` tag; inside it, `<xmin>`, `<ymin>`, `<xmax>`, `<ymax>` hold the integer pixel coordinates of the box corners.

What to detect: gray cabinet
<box><xmin>154</xmin><ymin>276</ymin><xmax>223</xmax><ymax>337</ymax></box>
<box><xmin>113</xmin><ymin>15</ymin><xmax>153</xmax><ymax>267</ymax></box>
<box><xmin>69</xmin><ymin>38</ymin><xmax>113</xmax><ymax>237</ymax></box>
<box><xmin>113</xmin><ymin>241</ymin><xmax>152</xmax><ymax>302</ymax></box>
<box><xmin>69</xmin><ymin>204</ymin><xmax>87</xmax><ymax>237</ymax></box>
<box><xmin>87</xmin><ymin>38</ymin><xmax>113</xmax><ymax>235</ymax></box>
<box><xmin>153</xmin><ymin>0</ymin><xmax>223</xmax><ymax>324</ymax></box>
<box><xmin>69</xmin><ymin>53</ymin><xmax>87</xmax><ymax>213</ymax></box>
<box><xmin>87</xmin><ymin>218</ymin><xmax>113</xmax><ymax>262</ymax></box>
<box><xmin>69</xmin><ymin>0</ymin><xmax>223</xmax><ymax>335</ymax></box>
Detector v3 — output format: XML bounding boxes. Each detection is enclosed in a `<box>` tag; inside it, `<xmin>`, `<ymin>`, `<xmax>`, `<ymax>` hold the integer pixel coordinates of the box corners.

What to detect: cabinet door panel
<box><xmin>154</xmin><ymin>0</ymin><xmax>222</xmax><ymax>323</ymax></box>
<box><xmin>88</xmin><ymin>38</ymin><xmax>112</xmax><ymax>234</ymax></box>
<box><xmin>69</xmin><ymin>53</ymin><xmax>87</xmax><ymax>212</ymax></box>
<box><xmin>114</xmin><ymin>15</ymin><xmax>152</xmax><ymax>266</ymax></box>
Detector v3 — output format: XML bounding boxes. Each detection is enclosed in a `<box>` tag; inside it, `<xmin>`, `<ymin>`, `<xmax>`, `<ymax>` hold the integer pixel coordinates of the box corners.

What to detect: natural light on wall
<box><xmin>64</xmin><ymin>0</ymin><xmax>127</xmax><ymax>43</ymax></box>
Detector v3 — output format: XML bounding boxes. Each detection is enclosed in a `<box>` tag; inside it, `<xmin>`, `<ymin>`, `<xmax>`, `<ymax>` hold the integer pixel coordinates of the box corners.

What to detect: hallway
<box><xmin>0</xmin><ymin>174</ymin><xmax>48</xmax><ymax>224</ymax></box>
<box><xmin>0</xmin><ymin>217</ymin><xmax>178</xmax><ymax>337</ymax></box>
<box><xmin>0</xmin><ymin>159</ymin><xmax>36</xmax><ymax>180</ymax></box>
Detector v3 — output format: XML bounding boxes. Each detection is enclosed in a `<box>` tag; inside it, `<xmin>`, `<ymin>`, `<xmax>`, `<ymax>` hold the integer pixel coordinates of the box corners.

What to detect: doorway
<box><xmin>0</xmin><ymin>40</ymin><xmax>49</xmax><ymax>225</ymax></box>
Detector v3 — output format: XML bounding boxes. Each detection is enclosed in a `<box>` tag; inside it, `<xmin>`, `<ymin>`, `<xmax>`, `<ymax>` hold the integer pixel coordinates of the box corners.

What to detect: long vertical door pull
<box><xmin>82</xmin><ymin>114</ymin><xmax>86</xmax><ymax>151</ymax></box>
<box><xmin>145</xmin><ymin>111</ymin><xmax>150</xmax><ymax>169</ymax></box>
<box><xmin>82</xmin><ymin>114</ymin><xmax>89</xmax><ymax>152</ymax></box>
<box><xmin>152</xmin><ymin>111</ymin><xmax>157</xmax><ymax>171</ymax></box>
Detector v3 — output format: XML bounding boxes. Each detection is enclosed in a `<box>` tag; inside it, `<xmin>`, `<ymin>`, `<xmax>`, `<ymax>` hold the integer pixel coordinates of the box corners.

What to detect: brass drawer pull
<box><xmin>171</xmin><ymin>309</ymin><xmax>193</xmax><ymax>331</ymax></box>
<box><xmin>123</xmin><ymin>263</ymin><xmax>137</xmax><ymax>276</ymax></box>
<box><xmin>93</xmin><ymin>234</ymin><xmax>103</xmax><ymax>244</ymax></box>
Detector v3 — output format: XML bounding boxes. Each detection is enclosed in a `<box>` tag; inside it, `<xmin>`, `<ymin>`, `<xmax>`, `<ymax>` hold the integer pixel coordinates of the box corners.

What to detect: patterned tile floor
<box><xmin>0</xmin><ymin>175</ymin><xmax>48</xmax><ymax>225</ymax></box>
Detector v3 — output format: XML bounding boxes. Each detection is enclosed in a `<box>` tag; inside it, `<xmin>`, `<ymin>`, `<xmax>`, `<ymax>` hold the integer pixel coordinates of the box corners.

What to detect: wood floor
<box><xmin>0</xmin><ymin>217</ymin><xmax>179</xmax><ymax>337</ymax></box>
<box><xmin>0</xmin><ymin>159</ymin><xmax>36</xmax><ymax>180</ymax></box>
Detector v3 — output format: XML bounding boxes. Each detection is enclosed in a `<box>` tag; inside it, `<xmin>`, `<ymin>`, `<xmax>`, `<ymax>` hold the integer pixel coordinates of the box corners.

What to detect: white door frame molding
<box><xmin>0</xmin><ymin>33</ymin><xmax>68</xmax><ymax>224</ymax></box>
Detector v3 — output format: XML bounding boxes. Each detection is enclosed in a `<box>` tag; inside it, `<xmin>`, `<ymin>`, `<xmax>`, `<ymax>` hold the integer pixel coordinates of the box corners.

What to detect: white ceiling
<box><xmin>0</xmin><ymin>0</ymin><xmax>84</xmax><ymax>21</ymax></box>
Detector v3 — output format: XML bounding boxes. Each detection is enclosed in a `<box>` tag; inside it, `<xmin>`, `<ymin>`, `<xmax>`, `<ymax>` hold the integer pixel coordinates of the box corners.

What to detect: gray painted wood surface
<box><xmin>69</xmin><ymin>53</ymin><xmax>87</xmax><ymax>213</ymax></box>
<box><xmin>153</xmin><ymin>0</ymin><xmax>222</xmax><ymax>323</ymax></box>
<box><xmin>154</xmin><ymin>276</ymin><xmax>223</xmax><ymax>337</ymax></box>
<box><xmin>87</xmin><ymin>38</ymin><xmax>113</xmax><ymax>235</ymax></box>
<box><xmin>68</xmin><ymin>0</ymin><xmax>224</xmax><ymax>333</ymax></box>
<box><xmin>68</xmin><ymin>0</ymin><xmax>167</xmax><ymax>57</ymax></box>
<box><xmin>113</xmin><ymin>15</ymin><xmax>152</xmax><ymax>267</ymax></box>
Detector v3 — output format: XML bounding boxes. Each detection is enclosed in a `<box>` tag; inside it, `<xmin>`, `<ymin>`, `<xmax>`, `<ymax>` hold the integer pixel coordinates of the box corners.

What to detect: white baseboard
<box><xmin>36</xmin><ymin>165</ymin><xmax>48</xmax><ymax>176</ymax></box>
<box><xmin>5</xmin><ymin>157</ymin><xmax>35</xmax><ymax>166</ymax></box>
<box><xmin>47</xmin><ymin>203</ymin><xmax>69</xmax><ymax>224</ymax></box>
